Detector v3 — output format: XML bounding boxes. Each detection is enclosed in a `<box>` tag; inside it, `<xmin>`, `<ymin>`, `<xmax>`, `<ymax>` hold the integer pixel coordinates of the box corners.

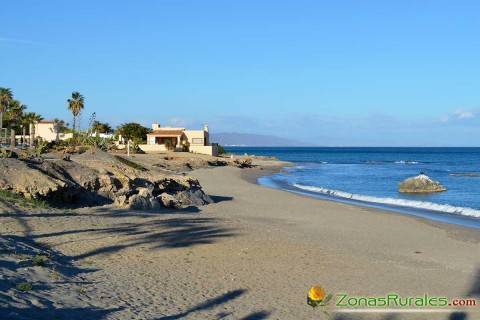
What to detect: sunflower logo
<box><xmin>307</xmin><ymin>285</ymin><xmax>333</xmax><ymax>308</ymax></box>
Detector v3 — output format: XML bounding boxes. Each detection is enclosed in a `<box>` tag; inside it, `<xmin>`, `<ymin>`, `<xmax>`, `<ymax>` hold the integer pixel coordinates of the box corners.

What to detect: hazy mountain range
<box><xmin>210</xmin><ymin>132</ymin><xmax>312</xmax><ymax>147</ymax></box>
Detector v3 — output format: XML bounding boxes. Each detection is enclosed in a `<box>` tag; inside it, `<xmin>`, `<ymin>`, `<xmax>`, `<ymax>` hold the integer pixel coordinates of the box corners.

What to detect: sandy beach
<box><xmin>1</xmin><ymin>159</ymin><xmax>479</xmax><ymax>320</ymax></box>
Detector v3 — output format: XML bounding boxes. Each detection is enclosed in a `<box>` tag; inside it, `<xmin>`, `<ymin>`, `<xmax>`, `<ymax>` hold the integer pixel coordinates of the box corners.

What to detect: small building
<box><xmin>34</xmin><ymin>120</ymin><xmax>72</xmax><ymax>142</ymax></box>
<box><xmin>143</xmin><ymin>123</ymin><xmax>218</xmax><ymax>156</ymax></box>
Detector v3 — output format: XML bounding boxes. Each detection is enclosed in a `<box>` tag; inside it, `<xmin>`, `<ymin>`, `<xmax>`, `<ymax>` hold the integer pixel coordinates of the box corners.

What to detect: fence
<box><xmin>0</xmin><ymin>128</ymin><xmax>30</xmax><ymax>148</ymax></box>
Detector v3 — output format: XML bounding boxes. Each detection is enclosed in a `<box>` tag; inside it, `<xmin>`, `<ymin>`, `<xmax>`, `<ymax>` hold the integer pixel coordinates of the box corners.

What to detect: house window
<box><xmin>192</xmin><ymin>138</ymin><xmax>204</xmax><ymax>145</ymax></box>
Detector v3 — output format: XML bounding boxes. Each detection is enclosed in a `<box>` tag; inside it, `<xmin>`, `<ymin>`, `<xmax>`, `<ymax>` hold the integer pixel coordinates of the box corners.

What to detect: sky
<box><xmin>1</xmin><ymin>0</ymin><xmax>479</xmax><ymax>146</ymax></box>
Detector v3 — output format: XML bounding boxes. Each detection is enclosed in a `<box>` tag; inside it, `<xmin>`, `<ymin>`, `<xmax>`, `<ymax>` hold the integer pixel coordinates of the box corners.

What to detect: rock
<box><xmin>0</xmin><ymin>156</ymin><xmax>213</xmax><ymax>211</ymax></box>
<box><xmin>159</xmin><ymin>193</ymin><xmax>180</xmax><ymax>209</ymax></box>
<box><xmin>114</xmin><ymin>195</ymin><xmax>128</xmax><ymax>207</ymax></box>
<box><xmin>398</xmin><ymin>174</ymin><xmax>446</xmax><ymax>193</ymax></box>
<box><xmin>0</xmin><ymin>158</ymin><xmax>68</xmax><ymax>200</ymax></box>
<box><xmin>137</xmin><ymin>187</ymin><xmax>152</xmax><ymax>198</ymax></box>
<box><xmin>155</xmin><ymin>176</ymin><xmax>213</xmax><ymax>208</ymax></box>
<box><xmin>175</xmin><ymin>188</ymin><xmax>213</xmax><ymax>207</ymax></box>
<box><xmin>128</xmin><ymin>194</ymin><xmax>152</xmax><ymax>210</ymax></box>
<box><xmin>207</xmin><ymin>159</ymin><xmax>228</xmax><ymax>167</ymax></box>
<box><xmin>234</xmin><ymin>158</ymin><xmax>253</xmax><ymax>168</ymax></box>
<box><xmin>0</xmin><ymin>148</ymin><xmax>18</xmax><ymax>159</ymax></box>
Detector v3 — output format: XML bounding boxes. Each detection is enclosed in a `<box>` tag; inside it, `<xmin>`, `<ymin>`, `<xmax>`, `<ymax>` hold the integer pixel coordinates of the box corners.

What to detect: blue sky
<box><xmin>1</xmin><ymin>0</ymin><xmax>479</xmax><ymax>146</ymax></box>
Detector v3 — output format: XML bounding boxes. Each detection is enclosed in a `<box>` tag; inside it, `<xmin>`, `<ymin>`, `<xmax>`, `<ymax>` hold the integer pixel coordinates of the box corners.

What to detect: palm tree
<box><xmin>23</xmin><ymin>112</ymin><xmax>43</xmax><ymax>146</ymax></box>
<box><xmin>91</xmin><ymin>121</ymin><xmax>113</xmax><ymax>135</ymax></box>
<box><xmin>20</xmin><ymin>114</ymin><xmax>31</xmax><ymax>145</ymax></box>
<box><xmin>6</xmin><ymin>99</ymin><xmax>26</xmax><ymax>130</ymax></box>
<box><xmin>53</xmin><ymin>118</ymin><xmax>67</xmax><ymax>142</ymax></box>
<box><xmin>67</xmin><ymin>91</ymin><xmax>85</xmax><ymax>134</ymax></box>
<box><xmin>0</xmin><ymin>87</ymin><xmax>13</xmax><ymax>131</ymax></box>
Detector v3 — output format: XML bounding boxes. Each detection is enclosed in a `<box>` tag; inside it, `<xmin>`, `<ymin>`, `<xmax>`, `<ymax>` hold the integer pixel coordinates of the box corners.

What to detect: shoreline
<box><xmin>245</xmin><ymin>160</ymin><xmax>480</xmax><ymax>232</ymax></box>
<box><xmin>1</xmin><ymin>158</ymin><xmax>479</xmax><ymax>319</ymax></box>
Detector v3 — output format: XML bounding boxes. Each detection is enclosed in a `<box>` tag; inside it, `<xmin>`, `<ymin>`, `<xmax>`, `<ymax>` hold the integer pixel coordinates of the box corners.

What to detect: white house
<box><xmin>142</xmin><ymin>123</ymin><xmax>218</xmax><ymax>156</ymax></box>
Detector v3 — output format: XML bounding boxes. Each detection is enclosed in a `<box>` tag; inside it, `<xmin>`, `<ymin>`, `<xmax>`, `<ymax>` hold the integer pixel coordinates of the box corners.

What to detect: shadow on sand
<box><xmin>0</xmin><ymin>305</ymin><xmax>122</xmax><ymax>320</ymax></box>
<box><xmin>0</xmin><ymin>198</ymin><xmax>237</xmax><ymax>319</ymax></box>
<box><xmin>52</xmin><ymin>215</ymin><xmax>237</xmax><ymax>260</ymax></box>
<box><xmin>156</xmin><ymin>289</ymin><xmax>270</xmax><ymax>320</ymax></box>
<box><xmin>0</xmin><ymin>235</ymin><xmax>122</xmax><ymax>320</ymax></box>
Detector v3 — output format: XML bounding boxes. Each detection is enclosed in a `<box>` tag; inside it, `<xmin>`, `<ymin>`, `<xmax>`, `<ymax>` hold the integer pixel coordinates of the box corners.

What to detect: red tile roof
<box><xmin>149</xmin><ymin>130</ymin><xmax>184</xmax><ymax>136</ymax></box>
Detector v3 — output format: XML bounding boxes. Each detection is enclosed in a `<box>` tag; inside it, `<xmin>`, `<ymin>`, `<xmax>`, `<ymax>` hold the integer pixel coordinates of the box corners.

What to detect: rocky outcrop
<box><xmin>155</xmin><ymin>177</ymin><xmax>213</xmax><ymax>208</ymax></box>
<box><xmin>398</xmin><ymin>174</ymin><xmax>446</xmax><ymax>193</ymax></box>
<box><xmin>234</xmin><ymin>158</ymin><xmax>253</xmax><ymax>168</ymax></box>
<box><xmin>0</xmin><ymin>157</ymin><xmax>212</xmax><ymax>210</ymax></box>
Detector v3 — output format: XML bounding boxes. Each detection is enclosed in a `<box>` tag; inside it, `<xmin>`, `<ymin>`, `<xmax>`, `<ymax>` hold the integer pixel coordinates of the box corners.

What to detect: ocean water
<box><xmin>225</xmin><ymin>147</ymin><xmax>480</xmax><ymax>228</ymax></box>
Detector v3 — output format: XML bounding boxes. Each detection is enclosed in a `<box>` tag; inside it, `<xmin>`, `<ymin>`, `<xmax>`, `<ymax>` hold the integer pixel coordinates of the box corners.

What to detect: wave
<box><xmin>449</xmin><ymin>172</ymin><xmax>480</xmax><ymax>177</ymax></box>
<box><xmin>364</xmin><ymin>160</ymin><xmax>420</xmax><ymax>165</ymax></box>
<box><xmin>394</xmin><ymin>160</ymin><xmax>419</xmax><ymax>164</ymax></box>
<box><xmin>292</xmin><ymin>183</ymin><xmax>480</xmax><ymax>218</ymax></box>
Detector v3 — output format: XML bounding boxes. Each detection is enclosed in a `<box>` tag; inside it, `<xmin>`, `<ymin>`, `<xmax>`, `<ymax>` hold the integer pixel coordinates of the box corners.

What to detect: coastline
<box><xmin>247</xmin><ymin>160</ymin><xmax>480</xmax><ymax>231</ymax></box>
<box><xmin>1</xmin><ymin>159</ymin><xmax>479</xmax><ymax>319</ymax></box>
<box><xmin>191</xmin><ymin>165</ymin><xmax>480</xmax><ymax>318</ymax></box>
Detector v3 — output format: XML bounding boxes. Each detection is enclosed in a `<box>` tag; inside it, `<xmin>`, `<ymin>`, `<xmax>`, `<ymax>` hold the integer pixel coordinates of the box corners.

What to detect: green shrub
<box><xmin>16</xmin><ymin>282</ymin><xmax>33</xmax><ymax>292</ymax></box>
<box><xmin>0</xmin><ymin>190</ymin><xmax>47</xmax><ymax>209</ymax></box>
<box><xmin>217</xmin><ymin>144</ymin><xmax>226</xmax><ymax>155</ymax></box>
<box><xmin>113</xmin><ymin>155</ymin><xmax>148</xmax><ymax>171</ymax></box>
<box><xmin>32</xmin><ymin>254</ymin><xmax>49</xmax><ymax>267</ymax></box>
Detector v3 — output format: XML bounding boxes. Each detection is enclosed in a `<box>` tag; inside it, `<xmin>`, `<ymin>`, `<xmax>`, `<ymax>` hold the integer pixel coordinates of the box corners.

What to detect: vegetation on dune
<box><xmin>113</xmin><ymin>155</ymin><xmax>149</xmax><ymax>171</ymax></box>
<box><xmin>0</xmin><ymin>189</ymin><xmax>48</xmax><ymax>209</ymax></box>
<box><xmin>217</xmin><ymin>144</ymin><xmax>226</xmax><ymax>155</ymax></box>
<box><xmin>15</xmin><ymin>282</ymin><xmax>33</xmax><ymax>292</ymax></box>
<box><xmin>32</xmin><ymin>254</ymin><xmax>49</xmax><ymax>267</ymax></box>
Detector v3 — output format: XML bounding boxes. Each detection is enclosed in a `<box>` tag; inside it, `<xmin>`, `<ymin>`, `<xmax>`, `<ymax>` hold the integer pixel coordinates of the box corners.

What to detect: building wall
<box><xmin>34</xmin><ymin>123</ymin><xmax>56</xmax><ymax>142</ymax></box>
<box><xmin>184</xmin><ymin>130</ymin><xmax>207</xmax><ymax>146</ymax></box>
<box><xmin>138</xmin><ymin>144</ymin><xmax>167</xmax><ymax>153</ymax></box>
<box><xmin>189</xmin><ymin>145</ymin><xmax>218</xmax><ymax>156</ymax></box>
<box><xmin>147</xmin><ymin>135</ymin><xmax>156</xmax><ymax>145</ymax></box>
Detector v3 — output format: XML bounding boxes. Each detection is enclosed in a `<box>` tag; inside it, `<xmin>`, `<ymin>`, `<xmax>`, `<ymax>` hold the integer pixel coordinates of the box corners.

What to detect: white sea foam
<box><xmin>395</xmin><ymin>160</ymin><xmax>419</xmax><ymax>164</ymax></box>
<box><xmin>292</xmin><ymin>183</ymin><xmax>480</xmax><ymax>218</ymax></box>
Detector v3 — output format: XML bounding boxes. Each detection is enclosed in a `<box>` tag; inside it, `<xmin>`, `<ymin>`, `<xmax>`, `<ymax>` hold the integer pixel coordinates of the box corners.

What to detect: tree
<box><xmin>67</xmin><ymin>91</ymin><xmax>85</xmax><ymax>134</ymax></box>
<box><xmin>91</xmin><ymin>121</ymin><xmax>113</xmax><ymax>134</ymax></box>
<box><xmin>53</xmin><ymin>118</ymin><xmax>68</xmax><ymax>141</ymax></box>
<box><xmin>23</xmin><ymin>112</ymin><xmax>43</xmax><ymax>145</ymax></box>
<box><xmin>53</xmin><ymin>118</ymin><xmax>68</xmax><ymax>133</ymax></box>
<box><xmin>20</xmin><ymin>113</ymin><xmax>31</xmax><ymax>145</ymax></box>
<box><xmin>0</xmin><ymin>87</ymin><xmax>13</xmax><ymax>131</ymax></box>
<box><xmin>5</xmin><ymin>99</ymin><xmax>27</xmax><ymax>130</ymax></box>
<box><xmin>116</xmin><ymin>123</ymin><xmax>150</xmax><ymax>142</ymax></box>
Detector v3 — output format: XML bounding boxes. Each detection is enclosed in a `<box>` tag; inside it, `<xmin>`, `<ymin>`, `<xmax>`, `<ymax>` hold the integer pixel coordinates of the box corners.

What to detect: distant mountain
<box><xmin>210</xmin><ymin>132</ymin><xmax>311</xmax><ymax>147</ymax></box>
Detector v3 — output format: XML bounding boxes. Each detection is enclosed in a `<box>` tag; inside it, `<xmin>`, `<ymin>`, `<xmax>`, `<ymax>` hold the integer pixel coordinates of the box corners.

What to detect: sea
<box><xmin>225</xmin><ymin>147</ymin><xmax>480</xmax><ymax>229</ymax></box>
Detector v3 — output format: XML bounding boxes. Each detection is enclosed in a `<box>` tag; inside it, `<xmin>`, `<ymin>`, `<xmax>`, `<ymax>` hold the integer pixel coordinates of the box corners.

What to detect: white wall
<box><xmin>184</xmin><ymin>130</ymin><xmax>207</xmax><ymax>146</ymax></box>
<box><xmin>138</xmin><ymin>144</ymin><xmax>167</xmax><ymax>153</ymax></box>
<box><xmin>189</xmin><ymin>145</ymin><xmax>218</xmax><ymax>156</ymax></box>
<box><xmin>35</xmin><ymin>123</ymin><xmax>56</xmax><ymax>142</ymax></box>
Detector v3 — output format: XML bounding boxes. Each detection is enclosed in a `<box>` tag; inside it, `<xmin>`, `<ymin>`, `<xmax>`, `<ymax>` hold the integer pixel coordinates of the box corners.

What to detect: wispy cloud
<box><xmin>453</xmin><ymin>110</ymin><xmax>475</xmax><ymax>120</ymax></box>
<box><xmin>0</xmin><ymin>37</ymin><xmax>45</xmax><ymax>46</ymax></box>
<box><xmin>439</xmin><ymin>109</ymin><xmax>477</xmax><ymax>123</ymax></box>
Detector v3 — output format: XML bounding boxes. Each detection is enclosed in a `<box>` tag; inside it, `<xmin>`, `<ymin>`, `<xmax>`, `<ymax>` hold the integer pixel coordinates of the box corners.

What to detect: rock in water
<box><xmin>398</xmin><ymin>174</ymin><xmax>446</xmax><ymax>193</ymax></box>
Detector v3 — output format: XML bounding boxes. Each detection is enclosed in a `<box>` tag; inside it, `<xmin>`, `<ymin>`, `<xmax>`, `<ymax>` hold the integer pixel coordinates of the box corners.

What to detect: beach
<box><xmin>1</xmin><ymin>159</ymin><xmax>479</xmax><ymax>319</ymax></box>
